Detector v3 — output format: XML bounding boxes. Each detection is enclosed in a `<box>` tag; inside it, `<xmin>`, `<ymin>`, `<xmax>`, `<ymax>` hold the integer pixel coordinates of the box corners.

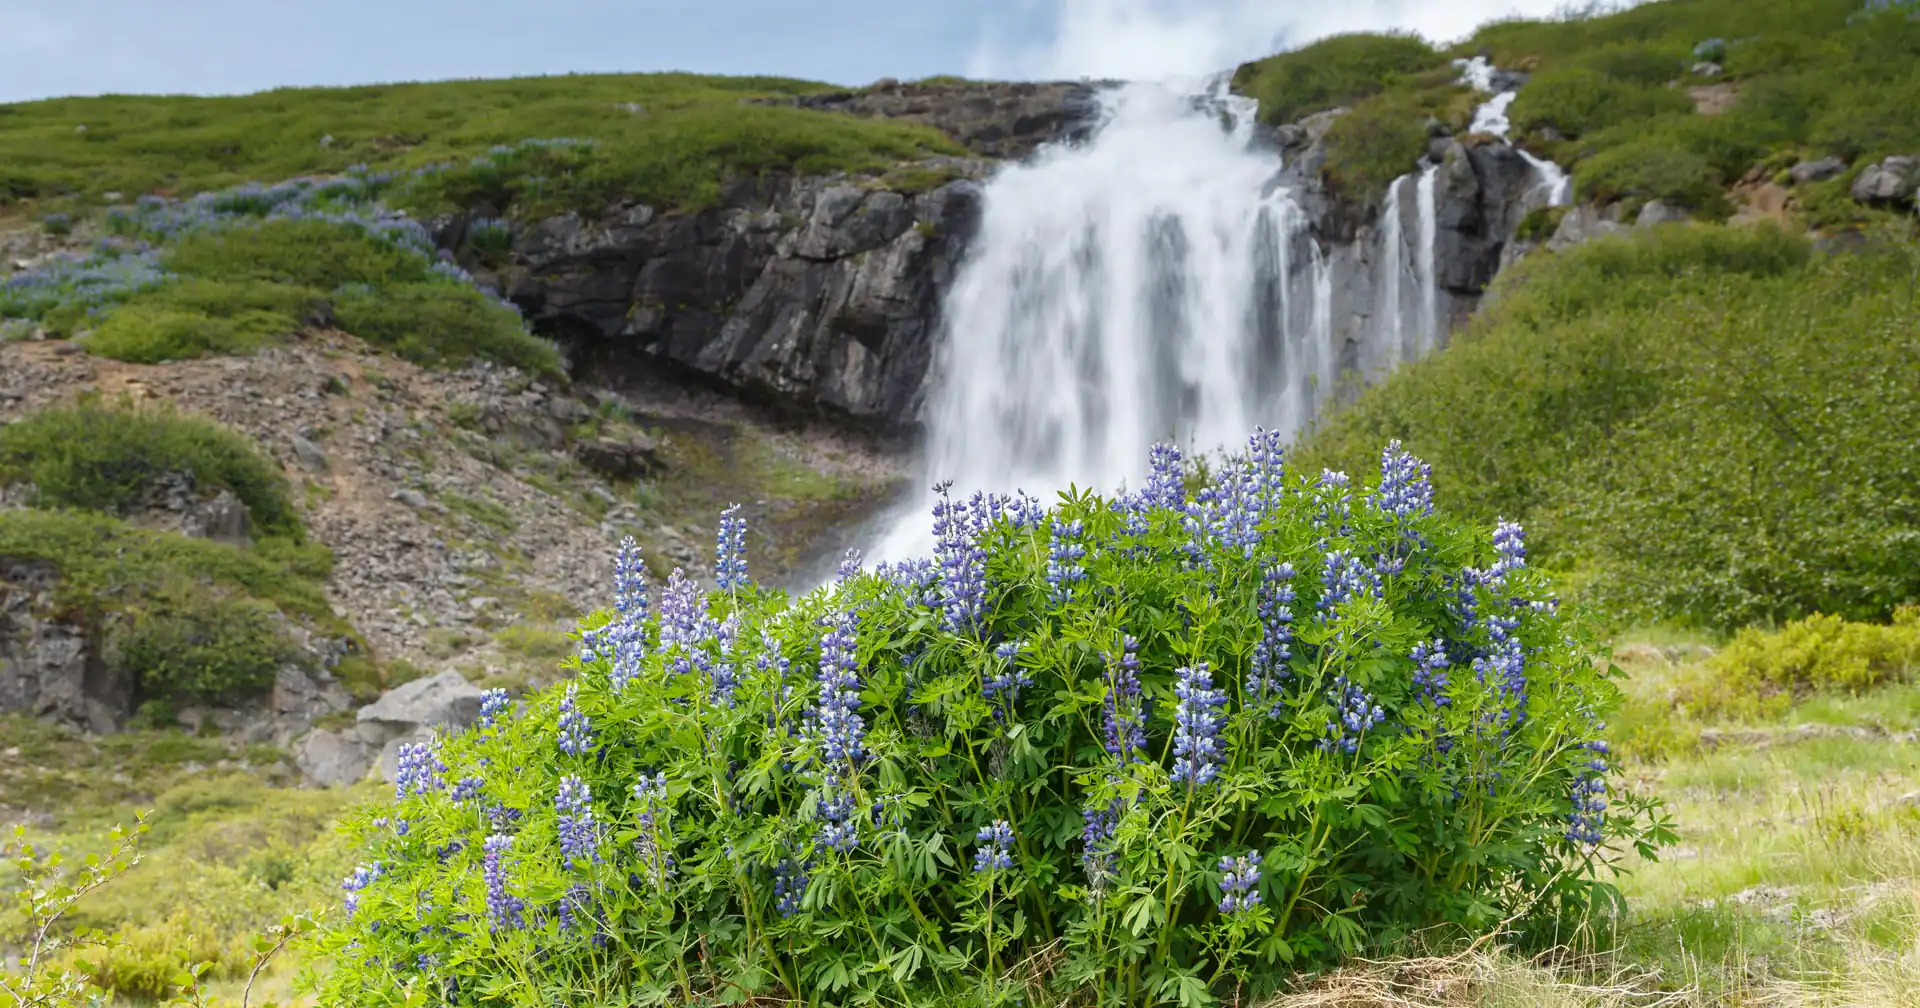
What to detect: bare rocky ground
<box><xmin>0</xmin><ymin>327</ymin><xmax>910</xmax><ymax>713</ymax></box>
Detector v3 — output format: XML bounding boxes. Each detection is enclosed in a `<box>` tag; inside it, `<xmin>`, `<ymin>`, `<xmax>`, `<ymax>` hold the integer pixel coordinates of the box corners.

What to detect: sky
<box><xmin>0</xmin><ymin>0</ymin><xmax>1588</xmax><ymax>105</ymax></box>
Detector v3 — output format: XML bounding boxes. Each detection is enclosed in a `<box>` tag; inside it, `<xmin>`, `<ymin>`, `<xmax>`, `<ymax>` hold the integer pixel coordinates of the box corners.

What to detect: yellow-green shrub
<box><xmin>1714</xmin><ymin>607</ymin><xmax>1920</xmax><ymax>696</ymax></box>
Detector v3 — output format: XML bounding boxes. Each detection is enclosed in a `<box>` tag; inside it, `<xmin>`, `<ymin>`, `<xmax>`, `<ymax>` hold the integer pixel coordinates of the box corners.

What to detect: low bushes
<box><xmin>317</xmin><ymin>436</ymin><xmax>1664</xmax><ymax>1006</ymax></box>
<box><xmin>1232</xmin><ymin>32</ymin><xmax>1446</xmax><ymax>126</ymax></box>
<box><xmin>332</xmin><ymin>281</ymin><xmax>559</xmax><ymax>375</ymax></box>
<box><xmin>0</xmin><ymin>398</ymin><xmax>302</xmax><ymax>539</ymax></box>
<box><xmin>1297</xmin><ymin>224</ymin><xmax>1917</xmax><ymax>632</ymax></box>
<box><xmin>1508</xmin><ymin>68</ymin><xmax>1692</xmax><ymax>140</ymax></box>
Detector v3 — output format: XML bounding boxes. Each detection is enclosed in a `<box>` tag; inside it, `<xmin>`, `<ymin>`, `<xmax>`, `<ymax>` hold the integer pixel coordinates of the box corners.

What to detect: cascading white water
<box><xmin>1455</xmin><ymin>56</ymin><xmax>1572</xmax><ymax>208</ymax></box>
<box><xmin>872</xmin><ymin>79</ymin><xmax>1446</xmax><ymax>559</ymax></box>
<box><xmin>1413</xmin><ymin>165</ymin><xmax>1440</xmax><ymax>354</ymax></box>
<box><xmin>873</xmin><ymin>81</ymin><xmax>1336</xmax><ymax>557</ymax></box>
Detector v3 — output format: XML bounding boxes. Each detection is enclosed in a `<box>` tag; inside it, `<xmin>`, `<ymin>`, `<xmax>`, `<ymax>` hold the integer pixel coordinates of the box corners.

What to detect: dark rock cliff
<box><xmin>450</xmin><ymin>82</ymin><xmax>1548</xmax><ymax>432</ymax></box>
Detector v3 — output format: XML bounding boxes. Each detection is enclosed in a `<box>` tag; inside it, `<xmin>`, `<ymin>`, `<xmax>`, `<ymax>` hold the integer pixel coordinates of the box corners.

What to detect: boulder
<box><xmin>1789</xmin><ymin>156</ymin><xmax>1846</xmax><ymax>185</ymax></box>
<box><xmin>357</xmin><ymin>670</ymin><xmax>483</xmax><ymax>735</ymax></box>
<box><xmin>132</xmin><ymin>470</ymin><xmax>249</xmax><ymax>544</ymax></box>
<box><xmin>1852</xmin><ymin>156</ymin><xmax>1920</xmax><ymax>204</ymax></box>
<box><xmin>572</xmin><ymin>432</ymin><xmax>663</xmax><ymax>479</ymax></box>
<box><xmin>296</xmin><ymin>726</ymin><xmax>380</xmax><ymax>787</ymax></box>
<box><xmin>1636</xmin><ymin>200</ymin><xmax>1689</xmax><ymax>227</ymax></box>
<box><xmin>1548</xmin><ymin>204</ymin><xmax>1631</xmax><ymax>251</ymax></box>
<box><xmin>0</xmin><ymin>560</ymin><xmax>129</xmax><ymax>733</ymax></box>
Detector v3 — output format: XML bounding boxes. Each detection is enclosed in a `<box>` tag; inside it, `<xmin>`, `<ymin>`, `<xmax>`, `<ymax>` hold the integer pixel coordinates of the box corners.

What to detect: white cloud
<box><xmin>970</xmin><ymin>0</ymin><xmax>1599</xmax><ymax>82</ymax></box>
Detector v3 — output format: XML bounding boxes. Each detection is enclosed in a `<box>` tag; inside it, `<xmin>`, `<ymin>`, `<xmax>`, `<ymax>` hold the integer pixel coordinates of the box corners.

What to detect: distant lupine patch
<box><xmin>316</xmin><ymin>431</ymin><xmax>1667</xmax><ymax>1008</ymax></box>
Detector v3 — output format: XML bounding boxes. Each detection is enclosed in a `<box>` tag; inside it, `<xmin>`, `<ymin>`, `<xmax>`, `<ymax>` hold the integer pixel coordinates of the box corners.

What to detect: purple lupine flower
<box><xmin>482</xmin><ymin>834</ymin><xmax>525</xmax><ymax>931</ymax></box>
<box><xmin>1217</xmin><ymin>851</ymin><xmax>1262</xmax><ymax>914</ymax></box>
<box><xmin>1320</xmin><ymin>549</ymin><xmax>1382</xmax><ymax>612</ymax></box>
<box><xmin>1144</xmin><ymin>443</ymin><xmax>1186</xmax><ymax>511</ymax></box>
<box><xmin>1080</xmin><ymin>798</ymin><xmax>1123</xmax><ymax>884</ymax></box>
<box><xmin>1410</xmin><ymin>639</ymin><xmax>1451</xmax><ymax>706</ymax></box>
<box><xmin>773</xmin><ymin>857</ymin><xmax>810</xmax><ymax>916</ymax></box>
<box><xmin>484</xmin><ymin>802</ymin><xmax>524</xmax><ymax>833</ymax></box>
<box><xmin>816</xmin><ymin>773</ymin><xmax>859</xmax><ymax>854</ymax></box>
<box><xmin>1247</xmin><ymin>564</ymin><xmax>1297</xmax><ymax>716</ymax></box>
<box><xmin>555</xmin><ymin>775</ymin><xmax>600</xmax><ymax>870</ymax></box>
<box><xmin>341</xmin><ymin>863</ymin><xmax>379</xmax><ymax>918</ymax></box>
<box><xmin>814</xmin><ymin>611</ymin><xmax>866</xmax><ymax>767</ymax></box>
<box><xmin>1046</xmin><ymin>517</ymin><xmax>1088</xmax><ymax>604</ymax></box>
<box><xmin>709</xmin><ymin>614</ymin><xmax>741</xmax><ymax>707</ymax></box>
<box><xmin>1009</xmin><ymin>491</ymin><xmax>1046</xmax><ymax>530</ymax></box>
<box><xmin>716</xmin><ymin>504</ymin><xmax>750</xmax><ymax>591</ymax></box>
<box><xmin>1566</xmin><ymin>737</ymin><xmax>1609</xmax><ymax>847</ymax></box>
<box><xmin>1372</xmin><ymin>440</ymin><xmax>1434</xmax><ymax>520</ymax></box>
<box><xmin>657</xmin><ymin>569</ymin><xmax>710</xmax><ymax>652</ymax></box>
<box><xmin>1321</xmin><ymin>676</ymin><xmax>1385</xmax><ymax>754</ymax></box>
<box><xmin>1315</xmin><ymin>469</ymin><xmax>1353</xmax><ymax>535</ymax></box>
<box><xmin>555</xmin><ymin>882</ymin><xmax>596</xmax><ymax>932</ymax></box>
<box><xmin>614</xmin><ymin>535</ymin><xmax>649</xmax><ymax>620</ymax></box>
<box><xmin>1101</xmin><ymin>635</ymin><xmax>1147</xmax><ymax>762</ymax></box>
<box><xmin>478</xmin><ymin>689</ymin><xmax>511</xmax><ymax>730</ymax></box>
<box><xmin>393</xmin><ymin>736</ymin><xmax>445</xmax><ymax>799</ymax></box>
<box><xmin>451</xmin><ymin>775</ymin><xmax>485</xmax><ymax>804</ymax></box>
<box><xmin>1491</xmin><ymin>520</ymin><xmax>1527</xmax><ymax>582</ymax></box>
<box><xmin>1171</xmin><ymin>663</ymin><xmax>1227</xmax><ymax>789</ymax></box>
<box><xmin>556</xmin><ymin>684</ymin><xmax>593</xmax><ymax>756</ymax></box>
<box><xmin>1248</xmin><ymin>426</ymin><xmax>1286</xmax><ymax>514</ymax></box>
<box><xmin>931</xmin><ymin>481</ymin><xmax>990</xmax><ymax>636</ymax></box>
<box><xmin>835</xmin><ymin>548</ymin><xmax>862</xmax><ymax>582</ymax></box>
<box><xmin>984</xmin><ymin>640</ymin><xmax>1033</xmax><ymax>709</ymax></box>
<box><xmin>1472</xmin><ymin>635</ymin><xmax>1528</xmax><ymax>728</ymax></box>
<box><xmin>631</xmin><ymin>772</ymin><xmax>675</xmax><ymax>887</ymax></box>
<box><xmin>972</xmin><ymin>820</ymin><xmax>1015</xmax><ymax>873</ymax></box>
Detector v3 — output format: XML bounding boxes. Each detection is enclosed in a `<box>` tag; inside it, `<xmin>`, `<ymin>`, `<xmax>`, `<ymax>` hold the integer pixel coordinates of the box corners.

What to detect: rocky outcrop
<box><xmin>760</xmin><ymin>80</ymin><xmax>1105</xmax><ymax>159</ymax></box>
<box><xmin>476</xmin><ymin>170</ymin><xmax>991</xmax><ymax>428</ymax></box>
<box><xmin>0</xmin><ymin>559</ymin><xmax>125</xmax><ymax>733</ymax></box>
<box><xmin>1852</xmin><ymin>156</ymin><xmax>1919</xmax><ymax>205</ymax></box>
<box><xmin>295</xmin><ymin>671</ymin><xmax>482</xmax><ymax>786</ymax></box>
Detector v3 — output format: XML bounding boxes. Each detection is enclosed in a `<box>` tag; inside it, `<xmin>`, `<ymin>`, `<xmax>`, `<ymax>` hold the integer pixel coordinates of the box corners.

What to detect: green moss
<box><xmin>161</xmin><ymin>218</ymin><xmax>431</xmax><ymax>289</ymax></box>
<box><xmin>0</xmin><ymin>73</ymin><xmax>962</xmax><ymax>212</ymax></box>
<box><xmin>331</xmin><ymin>282</ymin><xmax>560</xmax><ymax>376</ymax></box>
<box><xmin>1574</xmin><ymin>137</ymin><xmax>1726</xmax><ymax>212</ymax></box>
<box><xmin>1231</xmin><ymin>32</ymin><xmax>1445</xmax><ymax>125</ymax></box>
<box><xmin>1319</xmin><ymin>92</ymin><xmax>1434</xmax><ymax>205</ymax></box>
<box><xmin>1508</xmin><ymin>67</ymin><xmax>1693</xmax><ymax>139</ymax></box>
<box><xmin>0</xmin><ymin>398</ymin><xmax>304</xmax><ymax>539</ymax></box>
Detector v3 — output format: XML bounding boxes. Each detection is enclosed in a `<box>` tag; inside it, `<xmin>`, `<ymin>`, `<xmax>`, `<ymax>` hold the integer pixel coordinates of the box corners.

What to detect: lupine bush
<box><xmin>316</xmin><ymin>434</ymin><xmax>1665</xmax><ymax>1007</ymax></box>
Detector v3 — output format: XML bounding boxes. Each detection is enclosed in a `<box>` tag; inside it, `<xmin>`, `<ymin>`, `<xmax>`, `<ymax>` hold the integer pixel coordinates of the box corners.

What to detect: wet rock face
<box><xmin>488</xmin><ymin>170</ymin><xmax>990</xmax><ymax>429</ymax></box>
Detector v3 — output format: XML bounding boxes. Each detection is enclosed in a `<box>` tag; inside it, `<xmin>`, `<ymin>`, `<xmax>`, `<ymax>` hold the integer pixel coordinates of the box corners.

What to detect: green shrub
<box><xmin>111</xmin><ymin>587</ymin><xmax>296</xmax><ymax>704</ymax></box>
<box><xmin>81</xmin><ymin>301</ymin><xmax>291</xmax><ymax>362</ymax></box>
<box><xmin>0</xmin><ymin>73</ymin><xmax>959</xmax><ymax>210</ymax></box>
<box><xmin>1298</xmin><ymin>225</ymin><xmax>1919</xmax><ymax>631</ymax></box>
<box><xmin>1717</xmin><ymin>608</ymin><xmax>1920</xmax><ymax>695</ymax></box>
<box><xmin>161</xmin><ymin>219</ymin><xmax>431</xmax><ymax>290</ymax></box>
<box><xmin>317</xmin><ymin>442</ymin><xmax>1667</xmax><ymax>1006</ymax></box>
<box><xmin>0</xmin><ymin>398</ymin><xmax>302</xmax><ymax>539</ymax></box>
<box><xmin>1509</xmin><ymin>68</ymin><xmax>1692</xmax><ymax>139</ymax></box>
<box><xmin>1232</xmin><ymin>32</ymin><xmax>1444</xmax><ymax>125</ymax></box>
<box><xmin>1573</xmin><ymin>43</ymin><xmax>1686</xmax><ymax>85</ymax></box>
<box><xmin>1574</xmin><ymin>140</ymin><xmax>1723</xmax><ymax>211</ymax></box>
<box><xmin>331</xmin><ymin>281</ymin><xmax>561</xmax><ymax>376</ymax></box>
<box><xmin>1320</xmin><ymin>92</ymin><xmax>1432</xmax><ymax>204</ymax></box>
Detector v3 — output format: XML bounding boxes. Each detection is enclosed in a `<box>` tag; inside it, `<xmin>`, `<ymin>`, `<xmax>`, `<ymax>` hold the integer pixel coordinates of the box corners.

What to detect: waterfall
<box><xmin>1455</xmin><ymin>56</ymin><xmax>1572</xmax><ymax>208</ymax></box>
<box><xmin>1414</xmin><ymin>165</ymin><xmax>1440</xmax><ymax>355</ymax></box>
<box><xmin>872</xmin><ymin>80</ymin><xmax>1445</xmax><ymax>558</ymax></box>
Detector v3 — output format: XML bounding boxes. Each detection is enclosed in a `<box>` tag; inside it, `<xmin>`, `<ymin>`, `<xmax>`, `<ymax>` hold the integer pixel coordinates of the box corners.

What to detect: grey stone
<box><xmin>1852</xmin><ymin>156</ymin><xmax>1920</xmax><ymax>204</ymax></box>
<box><xmin>572</xmin><ymin>432</ymin><xmax>663</xmax><ymax>479</ymax></box>
<box><xmin>357</xmin><ymin>670</ymin><xmax>483</xmax><ymax>735</ymax></box>
<box><xmin>0</xmin><ymin>559</ymin><xmax>130</xmax><ymax>733</ymax></box>
<box><xmin>291</xmin><ymin>434</ymin><xmax>330</xmax><ymax>472</ymax></box>
<box><xmin>1690</xmin><ymin>61</ymin><xmax>1722</xmax><ymax>77</ymax></box>
<box><xmin>1789</xmin><ymin>156</ymin><xmax>1846</xmax><ymax>185</ymax></box>
<box><xmin>132</xmin><ymin>470</ymin><xmax>250</xmax><ymax>544</ymax></box>
<box><xmin>296</xmin><ymin>727</ymin><xmax>379</xmax><ymax>787</ymax></box>
<box><xmin>1548</xmin><ymin>204</ymin><xmax>1631</xmax><ymax>251</ymax></box>
<box><xmin>1636</xmin><ymin>199</ymin><xmax>1689</xmax><ymax>227</ymax></box>
<box><xmin>391</xmin><ymin>488</ymin><xmax>432</xmax><ymax>510</ymax></box>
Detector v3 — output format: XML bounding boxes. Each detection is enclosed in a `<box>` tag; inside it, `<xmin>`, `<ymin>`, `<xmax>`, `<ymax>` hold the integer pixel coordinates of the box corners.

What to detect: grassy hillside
<box><xmin>0</xmin><ymin>73</ymin><xmax>963</xmax><ymax>215</ymax></box>
<box><xmin>1296</xmin><ymin>221</ymin><xmax>1920</xmax><ymax>632</ymax></box>
<box><xmin>1232</xmin><ymin>0</ymin><xmax>1920</xmax><ymax>219</ymax></box>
